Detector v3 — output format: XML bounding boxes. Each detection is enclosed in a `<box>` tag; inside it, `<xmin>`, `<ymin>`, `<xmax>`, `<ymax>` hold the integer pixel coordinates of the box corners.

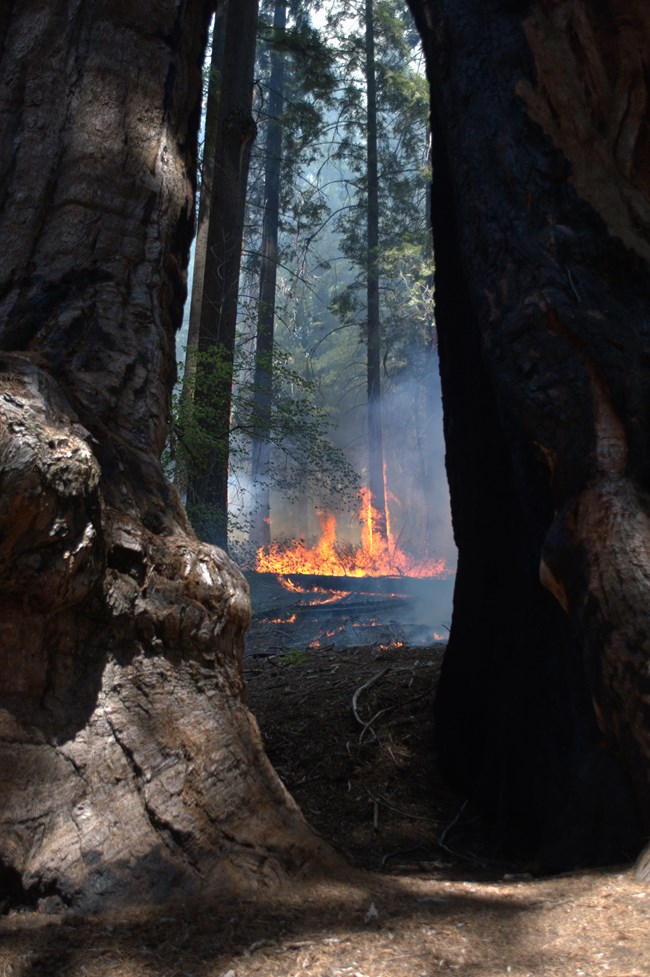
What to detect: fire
<box><xmin>255</xmin><ymin>489</ymin><xmax>451</xmax><ymax>579</ymax></box>
<box><xmin>275</xmin><ymin>576</ymin><xmax>349</xmax><ymax>604</ymax></box>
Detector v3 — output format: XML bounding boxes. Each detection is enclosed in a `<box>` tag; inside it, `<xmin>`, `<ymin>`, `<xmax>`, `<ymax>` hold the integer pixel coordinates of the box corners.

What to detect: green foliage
<box><xmin>323</xmin><ymin>0</ymin><xmax>434</xmax><ymax>382</ymax></box>
<box><xmin>168</xmin><ymin>347</ymin><xmax>231</xmax><ymax>478</ymax></box>
<box><xmin>179</xmin><ymin>0</ymin><xmax>438</xmax><ymax>551</ymax></box>
<box><xmin>167</xmin><ymin>343</ymin><xmax>359</xmax><ymax>536</ymax></box>
<box><xmin>280</xmin><ymin>648</ymin><xmax>307</xmax><ymax>666</ymax></box>
<box><xmin>235</xmin><ymin>346</ymin><xmax>359</xmax><ymax>506</ymax></box>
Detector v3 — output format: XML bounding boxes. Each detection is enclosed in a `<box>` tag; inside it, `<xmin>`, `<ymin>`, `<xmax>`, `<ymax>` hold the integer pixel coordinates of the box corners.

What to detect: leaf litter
<box><xmin>2</xmin><ymin>643</ymin><xmax>650</xmax><ymax>977</ymax></box>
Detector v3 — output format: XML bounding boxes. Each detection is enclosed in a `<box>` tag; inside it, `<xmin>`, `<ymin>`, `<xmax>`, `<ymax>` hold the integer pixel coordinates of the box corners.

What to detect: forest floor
<box><xmin>2</xmin><ymin>642</ymin><xmax>650</xmax><ymax>977</ymax></box>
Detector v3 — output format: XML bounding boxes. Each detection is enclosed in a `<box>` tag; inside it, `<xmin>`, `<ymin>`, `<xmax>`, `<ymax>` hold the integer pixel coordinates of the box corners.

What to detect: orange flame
<box><xmin>275</xmin><ymin>576</ymin><xmax>349</xmax><ymax>605</ymax></box>
<box><xmin>255</xmin><ymin>489</ymin><xmax>450</xmax><ymax>579</ymax></box>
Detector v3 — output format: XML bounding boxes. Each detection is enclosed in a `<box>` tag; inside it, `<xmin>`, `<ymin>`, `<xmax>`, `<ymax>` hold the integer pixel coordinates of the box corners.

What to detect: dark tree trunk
<box><xmin>0</xmin><ymin>0</ymin><xmax>335</xmax><ymax>912</ymax></box>
<box><xmin>420</xmin><ymin>128</ymin><xmax>438</xmax><ymax>558</ymax></box>
<box><xmin>250</xmin><ymin>0</ymin><xmax>287</xmax><ymax>549</ymax></box>
<box><xmin>184</xmin><ymin>6</ymin><xmax>227</xmax><ymax>367</ymax></box>
<box><xmin>364</xmin><ymin>0</ymin><xmax>388</xmax><ymax>541</ymax></box>
<box><xmin>408</xmin><ymin>0</ymin><xmax>650</xmax><ymax>869</ymax></box>
<box><xmin>178</xmin><ymin>3</ymin><xmax>228</xmax><ymax>492</ymax></box>
<box><xmin>186</xmin><ymin>0</ymin><xmax>259</xmax><ymax>550</ymax></box>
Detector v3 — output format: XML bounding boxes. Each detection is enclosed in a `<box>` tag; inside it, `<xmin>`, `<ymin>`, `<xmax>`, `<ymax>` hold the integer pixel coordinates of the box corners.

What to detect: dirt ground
<box><xmin>2</xmin><ymin>642</ymin><xmax>650</xmax><ymax>977</ymax></box>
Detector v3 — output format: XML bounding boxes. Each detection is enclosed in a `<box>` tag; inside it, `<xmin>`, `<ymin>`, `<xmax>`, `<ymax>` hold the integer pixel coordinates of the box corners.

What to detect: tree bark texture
<box><xmin>408</xmin><ymin>0</ymin><xmax>650</xmax><ymax>867</ymax></box>
<box><xmin>0</xmin><ymin>0</ymin><xmax>333</xmax><ymax>911</ymax></box>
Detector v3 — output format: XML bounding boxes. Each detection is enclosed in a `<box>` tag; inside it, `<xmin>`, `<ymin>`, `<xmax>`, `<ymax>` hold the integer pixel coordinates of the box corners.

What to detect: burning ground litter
<box><xmin>244</xmin><ymin>572</ymin><xmax>454</xmax><ymax>654</ymax></box>
<box><xmin>253</xmin><ymin>487</ymin><xmax>453</xmax><ymax>580</ymax></box>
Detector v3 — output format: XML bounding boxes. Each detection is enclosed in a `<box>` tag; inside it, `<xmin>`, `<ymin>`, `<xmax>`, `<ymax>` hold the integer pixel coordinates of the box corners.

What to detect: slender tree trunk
<box><xmin>420</xmin><ymin>125</ymin><xmax>438</xmax><ymax>557</ymax></box>
<box><xmin>364</xmin><ymin>0</ymin><xmax>388</xmax><ymax>541</ymax></box>
<box><xmin>408</xmin><ymin>0</ymin><xmax>650</xmax><ymax>869</ymax></box>
<box><xmin>0</xmin><ymin>0</ymin><xmax>335</xmax><ymax>912</ymax></box>
<box><xmin>250</xmin><ymin>0</ymin><xmax>287</xmax><ymax>550</ymax></box>
<box><xmin>186</xmin><ymin>0</ymin><xmax>259</xmax><ymax>550</ymax></box>
<box><xmin>179</xmin><ymin>4</ymin><xmax>227</xmax><ymax>432</ymax></box>
<box><xmin>185</xmin><ymin>7</ymin><xmax>228</xmax><ymax>365</ymax></box>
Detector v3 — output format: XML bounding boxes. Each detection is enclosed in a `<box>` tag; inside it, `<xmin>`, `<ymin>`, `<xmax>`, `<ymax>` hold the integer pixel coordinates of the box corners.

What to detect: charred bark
<box><xmin>0</xmin><ymin>0</ymin><xmax>334</xmax><ymax>912</ymax></box>
<box><xmin>408</xmin><ymin>0</ymin><xmax>650</xmax><ymax>868</ymax></box>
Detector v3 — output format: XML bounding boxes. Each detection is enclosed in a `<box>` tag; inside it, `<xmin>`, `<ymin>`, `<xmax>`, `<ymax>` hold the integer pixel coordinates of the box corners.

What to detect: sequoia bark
<box><xmin>408</xmin><ymin>0</ymin><xmax>650</xmax><ymax>867</ymax></box>
<box><xmin>0</xmin><ymin>0</ymin><xmax>333</xmax><ymax>911</ymax></box>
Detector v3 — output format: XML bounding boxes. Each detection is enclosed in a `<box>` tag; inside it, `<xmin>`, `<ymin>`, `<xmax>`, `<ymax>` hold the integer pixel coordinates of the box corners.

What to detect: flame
<box><xmin>274</xmin><ymin>576</ymin><xmax>349</xmax><ymax>607</ymax></box>
<box><xmin>256</xmin><ymin>489</ymin><xmax>451</xmax><ymax>579</ymax></box>
<box><xmin>269</xmin><ymin>612</ymin><xmax>296</xmax><ymax>624</ymax></box>
<box><xmin>378</xmin><ymin>640</ymin><xmax>405</xmax><ymax>651</ymax></box>
<box><xmin>278</xmin><ymin>576</ymin><xmax>306</xmax><ymax>594</ymax></box>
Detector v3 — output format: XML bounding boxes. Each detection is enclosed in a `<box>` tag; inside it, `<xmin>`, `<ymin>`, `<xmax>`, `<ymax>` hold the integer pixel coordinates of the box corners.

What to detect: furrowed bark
<box><xmin>408</xmin><ymin>0</ymin><xmax>650</xmax><ymax>867</ymax></box>
<box><xmin>0</xmin><ymin>0</ymin><xmax>335</xmax><ymax>912</ymax></box>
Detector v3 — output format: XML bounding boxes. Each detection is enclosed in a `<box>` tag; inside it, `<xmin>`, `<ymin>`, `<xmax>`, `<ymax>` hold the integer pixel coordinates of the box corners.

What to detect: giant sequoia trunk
<box><xmin>0</xmin><ymin>0</ymin><xmax>333</xmax><ymax>911</ymax></box>
<box><xmin>408</xmin><ymin>0</ymin><xmax>650</xmax><ymax>867</ymax></box>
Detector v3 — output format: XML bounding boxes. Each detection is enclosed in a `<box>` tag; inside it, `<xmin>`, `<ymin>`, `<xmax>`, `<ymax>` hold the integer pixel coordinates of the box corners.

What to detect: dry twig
<box><xmin>351</xmin><ymin>667</ymin><xmax>390</xmax><ymax>729</ymax></box>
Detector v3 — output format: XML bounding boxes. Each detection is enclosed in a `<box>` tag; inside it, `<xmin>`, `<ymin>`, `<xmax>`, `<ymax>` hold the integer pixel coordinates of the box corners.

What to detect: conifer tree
<box><xmin>180</xmin><ymin>0</ymin><xmax>259</xmax><ymax>550</ymax></box>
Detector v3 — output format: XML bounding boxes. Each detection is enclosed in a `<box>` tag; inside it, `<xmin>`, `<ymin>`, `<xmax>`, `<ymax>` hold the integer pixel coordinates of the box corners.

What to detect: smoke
<box><xmin>379</xmin><ymin>352</ymin><xmax>456</xmax><ymax>570</ymax></box>
<box><xmin>233</xmin><ymin>348</ymin><xmax>457</xmax><ymax>579</ymax></box>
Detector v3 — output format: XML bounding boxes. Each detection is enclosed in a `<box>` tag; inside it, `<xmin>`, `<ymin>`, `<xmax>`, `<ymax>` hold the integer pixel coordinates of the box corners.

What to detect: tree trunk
<box><xmin>408</xmin><ymin>0</ymin><xmax>650</xmax><ymax>868</ymax></box>
<box><xmin>0</xmin><ymin>0</ymin><xmax>335</xmax><ymax>912</ymax></box>
<box><xmin>186</xmin><ymin>0</ymin><xmax>259</xmax><ymax>550</ymax></box>
<box><xmin>250</xmin><ymin>0</ymin><xmax>287</xmax><ymax>550</ymax></box>
<box><xmin>177</xmin><ymin>4</ymin><xmax>227</xmax><ymax>498</ymax></box>
<box><xmin>364</xmin><ymin>0</ymin><xmax>388</xmax><ymax>541</ymax></box>
<box><xmin>420</xmin><ymin>127</ymin><xmax>438</xmax><ymax>559</ymax></box>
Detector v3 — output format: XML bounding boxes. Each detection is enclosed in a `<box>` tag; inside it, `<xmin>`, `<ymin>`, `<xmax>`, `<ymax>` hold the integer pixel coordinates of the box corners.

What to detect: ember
<box><xmin>245</xmin><ymin>483</ymin><xmax>455</xmax><ymax>654</ymax></box>
<box><xmin>268</xmin><ymin>613</ymin><xmax>297</xmax><ymax>624</ymax></box>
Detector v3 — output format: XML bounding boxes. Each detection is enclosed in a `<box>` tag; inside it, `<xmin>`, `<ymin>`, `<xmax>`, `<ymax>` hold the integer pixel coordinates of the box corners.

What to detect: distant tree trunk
<box><xmin>364</xmin><ymin>0</ymin><xmax>388</xmax><ymax>541</ymax></box>
<box><xmin>184</xmin><ymin>6</ymin><xmax>227</xmax><ymax>366</ymax></box>
<box><xmin>420</xmin><ymin>126</ymin><xmax>437</xmax><ymax>558</ymax></box>
<box><xmin>178</xmin><ymin>3</ymin><xmax>227</xmax><ymax>463</ymax></box>
<box><xmin>250</xmin><ymin>0</ymin><xmax>287</xmax><ymax>550</ymax></box>
<box><xmin>0</xmin><ymin>0</ymin><xmax>335</xmax><ymax>912</ymax></box>
<box><xmin>409</xmin><ymin>0</ymin><xmax>650</xmax><ymax>868</ymax></box>
<box><xmin>185</xmin><ymin>0</ymin><xmax>259</xmax><ymax>550</ymax></box>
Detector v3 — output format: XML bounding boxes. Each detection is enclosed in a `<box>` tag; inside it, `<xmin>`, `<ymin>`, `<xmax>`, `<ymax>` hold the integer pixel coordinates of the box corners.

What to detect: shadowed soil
<box><xmin>1</xmin><ymin>643</ymin><xmax>649</xmax><ymax>977</ymax></box>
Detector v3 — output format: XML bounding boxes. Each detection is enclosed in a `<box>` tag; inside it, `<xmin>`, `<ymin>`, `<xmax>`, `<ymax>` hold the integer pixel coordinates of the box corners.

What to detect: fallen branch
<box><xmin>437</xmin><ymin>798</ymin><xmax>468</xmax><ymax>849</ymax></box>
<box><xmin>359</xmin><ymin>705</ymin><xmax>393</xmax><ymax>743</ymax></box>
<box><xmin>351</xmin><ymin>667</ymin><xmax>390</xmax><ymax>728</ymax></box>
